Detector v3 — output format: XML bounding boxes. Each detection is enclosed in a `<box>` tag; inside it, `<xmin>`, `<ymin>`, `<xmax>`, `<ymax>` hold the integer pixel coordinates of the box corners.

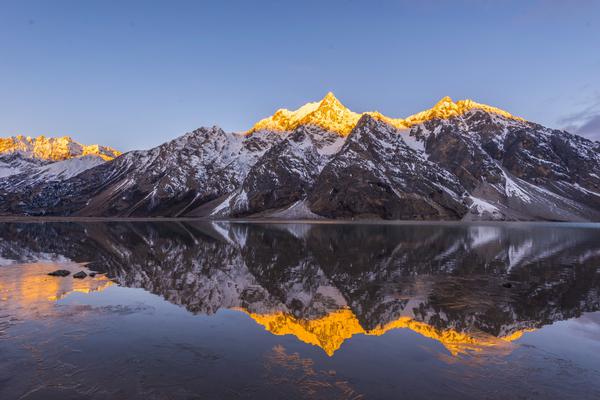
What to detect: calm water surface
<box><xmin>1</xmin><ymin>221</ymin><xmax>600</xmax><ymax>399</ymax></box>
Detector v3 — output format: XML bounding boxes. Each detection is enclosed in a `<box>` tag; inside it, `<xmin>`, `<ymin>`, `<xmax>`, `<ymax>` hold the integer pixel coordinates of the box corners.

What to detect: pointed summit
<box><xmin>316</xmin><ymin>92</ymin><xmax>352</xmax><ymax>116</ymax></box>
<box><xmin>249</xmin><ymin>92</ymin><xmax>361</xmax><ymax>136</ymax></box>
<box><xmin>433</xmin><ymin>96</ymin><xmax>455</xmax><ymax>107</ymax></box>
<box><xmin>323</xmin><ymin>91</ymin><xmax>336</xmax><ymax>100</ymax></box>
<box><xmin>320</xmin><ymin>91</ymin><xmax>342</xmax><ymax>107</ymax></box>
<box><xmin>248</xmin><ymin>94</ymin><xmax>523</xmax><ymax>136</ymax></box>
<box><xmin>428</xmin><ymin>96</ymin><xmax>461</xmax><ymax>119</ymax></box>
<box><xmin>403</xmin><ymin>96</ymin><xmax>523</xmax><ymax>125</ymax></box>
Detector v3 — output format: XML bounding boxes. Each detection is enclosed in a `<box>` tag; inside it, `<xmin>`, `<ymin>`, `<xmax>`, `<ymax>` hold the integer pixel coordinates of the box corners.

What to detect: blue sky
<box><xmin>1</xmin><ymin>0</ymin><xmax>599</xmax><ymax>150</ymax></box>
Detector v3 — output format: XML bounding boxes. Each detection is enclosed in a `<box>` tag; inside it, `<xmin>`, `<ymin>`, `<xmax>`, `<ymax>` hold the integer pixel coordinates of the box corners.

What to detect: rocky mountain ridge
<box><xmin>249</xmin><ymin>92</ymin><xmax>524</xmax><ymax>135</ymax></box>
<box><xmin>0</xmin><ymin>134</ymin><xmax>121</xmax><ymax>161</ymax></box>
<box><xmin>0</xmin><ymin>93</ymin><xmax>599</xmax><ymax>220</ymax></box>
<box><xmin>0</xmin><ymin>135</ymin><xmax>122</xmax><ymax>188</ymax></box>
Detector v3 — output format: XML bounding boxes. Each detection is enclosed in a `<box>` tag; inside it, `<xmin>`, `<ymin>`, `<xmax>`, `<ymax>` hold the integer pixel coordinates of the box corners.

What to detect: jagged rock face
<box><xmin>418</xmin><ymin>112</ymin><xmax>506</xmax><ymax>191</ymax></box>
<box><xmin>418</xmin><ymin>109</ymin><xmax>600</xmax><ymax>220</ymax></box>
<box><xmin>0</xmin><ymin>136</ymin><xmax>120</xmax><ymax>214</ymax></box>
<box><xmin>0</xmin><ymin>152</ymin><xmax>49</xmax><ymax>178</ymax></box>
<box><xmin>308</xmin><ymin>115</ymin><xmax>468</xmax><ymax>219</ymax></box>
<box><xmin>0</xmin><ymin>127</ymin><xmax>280</xmax><ymax>216</ymax></box>
<box><xmin>0</xmin><ymin>94</ymin><xmax>599</xmax><ymax>220</ymax></box>
<box><xmin>73</xmin><ymin>127</ymin><xmax>248</xmax><ymax>217</ymax></box>
<box><xmin>0</xmin><ymin>154</ymin><xmax>106</xmax><ymax>193</ymax></box>
<box><xmin>225</xmin><ymin>126</ymin><xmax>342</xmax><ymax>216</ymax></box>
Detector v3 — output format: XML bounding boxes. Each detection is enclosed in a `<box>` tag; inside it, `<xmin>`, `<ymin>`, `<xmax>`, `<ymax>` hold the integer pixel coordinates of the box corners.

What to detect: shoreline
<box><xmin>0</xmin><ymin>215</ymin><xmax>598</xmax><ymax>227</ymax></box>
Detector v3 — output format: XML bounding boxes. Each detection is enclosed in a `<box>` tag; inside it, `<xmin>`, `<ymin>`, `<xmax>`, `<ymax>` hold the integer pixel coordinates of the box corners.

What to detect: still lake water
<box><xmin>1</xmin><ymin>221</ymin><xmax>600</xmax><ymax>399</ymax></box>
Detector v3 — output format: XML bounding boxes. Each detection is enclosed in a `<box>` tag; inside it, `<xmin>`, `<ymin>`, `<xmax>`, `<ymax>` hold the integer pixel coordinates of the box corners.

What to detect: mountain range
<box><xmin>1</xmin><ymin>94</ymin><xmax>599</xmax><ymax>220</ymax></box>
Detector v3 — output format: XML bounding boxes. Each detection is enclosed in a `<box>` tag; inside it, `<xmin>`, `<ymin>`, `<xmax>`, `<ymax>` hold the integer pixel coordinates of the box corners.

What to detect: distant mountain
<box><xmin>0</xmin><ymin>135</ymin><xmax>120</xmax><ymax>180</ymax></box>
<box><xmin>1</xmin><ymin>94</ymin><xmax>599</xmax><ymax>220</ymax></box>
<box><xmin>0</xmin><ymin>135</ymin><xmax>120</xmax><ymax>161</ymax></box>
<box><xmin>0</xmin><ymin>135</ymin><xmax>121</xmax><ymax>205</ymax></box>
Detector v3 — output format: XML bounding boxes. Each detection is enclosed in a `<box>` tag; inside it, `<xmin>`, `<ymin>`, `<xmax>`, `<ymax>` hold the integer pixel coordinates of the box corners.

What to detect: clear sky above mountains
<box><xmin>1</xmin><ymin>0</ymin><xmax>599</xmax><ymax>150</ymax></box>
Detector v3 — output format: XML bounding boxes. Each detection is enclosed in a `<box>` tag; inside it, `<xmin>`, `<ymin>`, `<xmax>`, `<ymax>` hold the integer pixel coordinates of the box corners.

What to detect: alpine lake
<box><xmin>1</xmin><ymin>220</ymin><xmax>599</xmax><ymax>399</ymax></box>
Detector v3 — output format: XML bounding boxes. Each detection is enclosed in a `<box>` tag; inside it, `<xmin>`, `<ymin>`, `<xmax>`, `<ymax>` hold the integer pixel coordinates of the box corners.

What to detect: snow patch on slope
<box><xmin>266</xmin><ymin>200</ymin><xmax>324</xmax><ymax>220</ymax></box>
<box><xmin>468</xmin><ymin>196</ymin><xmax>504</xmax><ymax>220</ymax></box>
<box><xmin>502</xmin><ymin>171</ymin><xmax>532</xmax><ymax>203</ymax></box>
<box><xmin>34</xmin><ymin>155</ymin><xmax>106</xmax><ymax>181</ymax></box>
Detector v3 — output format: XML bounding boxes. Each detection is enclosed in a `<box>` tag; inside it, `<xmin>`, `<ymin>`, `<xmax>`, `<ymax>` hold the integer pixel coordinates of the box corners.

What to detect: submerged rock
<box><xmin>48</xmin><ymin>269</ymin><xmax>70</xmax><ymax>277</ymax></box>
<box><xmin>73</xmin><ymin>271</ymin><xmax>87</xmax><ymax>279</ymax></box>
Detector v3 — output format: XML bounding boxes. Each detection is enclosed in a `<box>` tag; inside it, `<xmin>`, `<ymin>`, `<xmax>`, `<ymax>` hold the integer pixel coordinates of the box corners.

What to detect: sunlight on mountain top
<box><xmin>249</xmin><ymin>92</ymin><xmax>362</xmax><ymax>136</ymax></box>
<box><xmin>248</xmin><ymin>93</ymin><xmax>523</xmax><ymax>136</ymax></box>
<box><xmin>0</xmin><ymin>135</ymin><xmax>121</xmax><ymax>161</ymax></box>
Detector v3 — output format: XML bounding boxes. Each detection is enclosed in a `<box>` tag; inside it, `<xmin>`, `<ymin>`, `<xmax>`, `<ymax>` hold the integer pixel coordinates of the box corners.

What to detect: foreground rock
<box><xmin>48</xmin><ymin>269</ymin><xmax>70</xmax><ymax>277</ymax></box>
<box><xmin>73</xmin><ymin>271</ymin><xmax>87</xmax><ymax>279</ymax></box>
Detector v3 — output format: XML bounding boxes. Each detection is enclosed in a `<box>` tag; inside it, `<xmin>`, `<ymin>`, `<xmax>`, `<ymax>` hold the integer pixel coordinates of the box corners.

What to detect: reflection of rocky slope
<box><xmin>0</xmin><ymin>222</ymin><xmax>599</xmax><ymax>355</ymax></box>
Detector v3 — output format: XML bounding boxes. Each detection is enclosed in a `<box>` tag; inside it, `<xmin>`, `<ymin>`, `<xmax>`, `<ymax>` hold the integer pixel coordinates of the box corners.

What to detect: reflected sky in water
<box><xmin>1</xmin><ymin>221</ymin><xmax>600</xmax><ymax>399</ymax></box>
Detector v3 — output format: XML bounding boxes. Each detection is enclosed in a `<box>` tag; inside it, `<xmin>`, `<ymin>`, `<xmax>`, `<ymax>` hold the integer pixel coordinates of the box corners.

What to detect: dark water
<box><xmin>1</xmin><ymin>221</ymin><xmax>600</xmax><ymax>399</ymax></box>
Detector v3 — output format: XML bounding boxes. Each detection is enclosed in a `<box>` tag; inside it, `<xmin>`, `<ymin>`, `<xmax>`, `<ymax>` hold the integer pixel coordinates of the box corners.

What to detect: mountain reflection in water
<box><xmin>1</xmin><ymin>221</ymin><xmax>599</xmax><ymax>359</ymax></box>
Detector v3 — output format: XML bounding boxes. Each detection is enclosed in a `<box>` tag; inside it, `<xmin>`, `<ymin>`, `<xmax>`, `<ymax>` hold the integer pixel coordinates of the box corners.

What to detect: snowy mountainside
<box><xmin>0</xmin><ymin>135</ymin><xmax>121</xmax><ymax>208</ymax></box>
<box><xmin>1</xmin><ymin>93</ymin><xmax>599</xmax><ymax>221</ymax></box>
<box><xmin>0</xmin><ymin>152</ymin><xmax>48</xmax><ymax>178</ymax></box>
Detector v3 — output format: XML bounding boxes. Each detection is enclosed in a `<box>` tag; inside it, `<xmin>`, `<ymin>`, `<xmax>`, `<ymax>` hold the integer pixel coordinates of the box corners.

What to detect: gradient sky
<box><xmin>1</xmin><ymin>0</ymin><xmax>599</xmax><ymax>150</ymax></box>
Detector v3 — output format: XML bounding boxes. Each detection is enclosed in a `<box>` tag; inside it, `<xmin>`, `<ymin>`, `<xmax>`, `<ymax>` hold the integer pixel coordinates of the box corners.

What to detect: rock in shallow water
<box><xmin>48</xmin><ymin>269</ymin><xmax>70</xmax><ymax>277</ymax></box>
<box><xmin>73</xmin><ymin>271</ymin><xmax>87</xmax><ymax>279</ymax></box>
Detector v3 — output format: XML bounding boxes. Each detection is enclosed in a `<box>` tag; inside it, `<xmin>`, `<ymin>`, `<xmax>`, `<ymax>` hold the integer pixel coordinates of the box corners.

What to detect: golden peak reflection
<box><xmin>237</xmin><ymin>308</ymin><xmax>533</xmax><ymax>357</ymax></box>
<box><xmin>247</xmin><ymin>93</ymin><xmax>523</xmax><ymax>136</ymax></box>
<box><xmin>1</xmin><ymin>222</ymin><xmax>594</xmax><ymax>363</ymax></box>
<box><xmin>0</xmin><ymin>262</ymin><xmax>114</xmax><ymax>318</ymax></box>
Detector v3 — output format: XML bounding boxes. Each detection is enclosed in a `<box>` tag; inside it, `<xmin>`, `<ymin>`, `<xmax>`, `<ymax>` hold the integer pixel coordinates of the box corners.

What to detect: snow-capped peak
<box><xmin>0</xmin><ymin>135</ymin><xmax>121</xmax><ymax>161</ymax></box>
<box><xmin>248</xmin><ymin>94</ymin><xmax>524</xmax><ymax>137</ymax></box>
<box><xmin>403</xmin><ymin>96</ymin><xmax>524</xmax><ymax>126</ymax></box>
<box><xmin>249</xmin><ymin>92</ymin><xmax>361</xmax><ymax>136</ymax></box>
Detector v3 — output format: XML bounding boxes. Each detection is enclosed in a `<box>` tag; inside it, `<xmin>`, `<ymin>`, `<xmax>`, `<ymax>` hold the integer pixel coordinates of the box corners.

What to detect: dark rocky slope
<box><xmin>1</xmin><ymin>95</ymin><xmax>598</xmax><ymax>221</ymax></box>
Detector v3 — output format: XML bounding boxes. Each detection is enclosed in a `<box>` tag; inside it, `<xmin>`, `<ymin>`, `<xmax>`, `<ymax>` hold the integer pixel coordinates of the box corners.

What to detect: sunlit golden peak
<box><xmin>248</xmin><ymin>92</ymin><xmax>361</xmax><ymax>136</ymax></box>
<box><xmin>248</xmin><ymin>94</ymin><xmax>523</xmax><ymax>136</ymax></box>
<box><xmin>0</xmin><ymin>135</ymin><xmax>121</xmax><ymax>161</ymax></box>
<box><xmin>320</xmin><ymin>91</ymin><xmax>342</xmax><ymax>106</ymax></box>
<box><xmin>403</xmin><ymin>96</ymin><xmax>524</xmax><ymax>126</ymax></box>
<box><xmin>434</xmin><ymin>96</ymin><xmax>456</xmax><ymax>110</ymax></box>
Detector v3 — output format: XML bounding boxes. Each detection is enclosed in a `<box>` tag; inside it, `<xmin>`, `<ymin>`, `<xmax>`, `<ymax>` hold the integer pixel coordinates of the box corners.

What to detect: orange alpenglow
<box><xmin>237</xmin><ymin>308</ymin><xmax>533</xmax><ymax>357</ymax></box>
<box><xmin>0</xmin><ymin>262</ymin><xmax>113</xmax><ymax>318</ymax></box>
<box><xmin>248</xmin><ymin>92</ymin><xmax>523</xmax><ymax>136</ymax></box>
<box><xmin>0</xmin><ymin>135</ymin><xmax>121</xmax><ymax>161</ymax></box>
